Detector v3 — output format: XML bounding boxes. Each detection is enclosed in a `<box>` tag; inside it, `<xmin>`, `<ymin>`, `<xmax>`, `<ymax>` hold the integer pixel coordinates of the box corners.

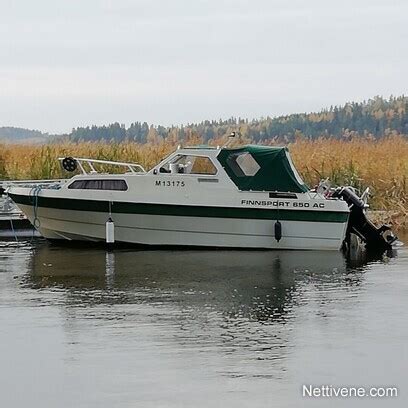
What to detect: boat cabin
<box><xmin>150</xmin><ymin>145</ymin><xmax>308</xmax><ymax>193</ymax></box>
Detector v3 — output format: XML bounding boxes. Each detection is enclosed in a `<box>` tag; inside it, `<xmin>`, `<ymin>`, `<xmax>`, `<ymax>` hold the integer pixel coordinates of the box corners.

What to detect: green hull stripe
<box><xmin>9</xmin><ymin>193</ymin><xmax>349</xmax><ymax>223</ymax></box>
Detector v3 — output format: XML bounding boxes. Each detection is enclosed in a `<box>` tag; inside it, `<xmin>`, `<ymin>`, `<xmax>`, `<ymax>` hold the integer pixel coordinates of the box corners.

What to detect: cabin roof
<box><xmin>217</xmin><ymin>145</ymin><xmax>308</xmax><ymax>193</ymax></box>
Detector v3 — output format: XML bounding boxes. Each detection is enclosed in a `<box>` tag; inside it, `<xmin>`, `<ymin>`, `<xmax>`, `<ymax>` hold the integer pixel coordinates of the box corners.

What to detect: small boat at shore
<box><xmin>6</xmin><ymin>143</ymin><xmax>397</xmax><ymax>251</ymax></box>
<box><xmin>0</xmin><ymin>192</ymin><xmax>39</xmax><ymax>238</ymax></box>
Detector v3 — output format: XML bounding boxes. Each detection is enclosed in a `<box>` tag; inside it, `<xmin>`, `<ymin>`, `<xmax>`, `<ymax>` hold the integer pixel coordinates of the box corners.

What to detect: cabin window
<box><xmin>68</xmin><ymin>179</ymin><xmax>128</xmax><ymax>191</ymax></box>
<box><xmin>159</xmin><ymin>155</ymin><xmax>217</xmax><ymax>175</ymax></box>
<box><xmin>231</xmin><ymin>152</ymin><xmax>260</xmax><ymax>177</ymax></box>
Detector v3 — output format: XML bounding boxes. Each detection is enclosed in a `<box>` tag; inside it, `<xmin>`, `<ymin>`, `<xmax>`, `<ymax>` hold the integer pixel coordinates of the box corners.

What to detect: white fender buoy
<box><xmin>106</xmin><ymin>217</ymin><xmax>115</xmax><ymax>244</ymax></box>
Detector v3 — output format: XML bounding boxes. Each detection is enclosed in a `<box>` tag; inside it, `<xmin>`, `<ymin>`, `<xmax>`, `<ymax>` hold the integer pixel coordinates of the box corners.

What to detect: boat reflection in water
<box><xmin>23</xmin><ymin>243</ymin><xmax>379</xmax><ymax>329</ymax></box>
<box><xmin>2</xmin><ymin>237</ymin><xmax>405</xmax><ymax>406</ymax></box>
<box><xmin>22</xmin><ymin>244</ymin><xmax>370</xmax><ymax>378</ymax></box>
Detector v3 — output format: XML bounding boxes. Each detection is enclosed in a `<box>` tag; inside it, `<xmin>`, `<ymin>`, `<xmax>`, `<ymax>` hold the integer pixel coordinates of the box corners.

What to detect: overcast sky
<box><xmin>1</xmin><ymin>0</ymin><xmax>407</xmax><ymax>133</ymax></box>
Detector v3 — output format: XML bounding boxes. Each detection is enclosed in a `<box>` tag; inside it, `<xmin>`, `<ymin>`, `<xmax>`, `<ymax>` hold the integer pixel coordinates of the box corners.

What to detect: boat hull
<box><xmin>13</xmin><ymin>201</ymin><xmax>348</xmax><ymax>250</ymax></box>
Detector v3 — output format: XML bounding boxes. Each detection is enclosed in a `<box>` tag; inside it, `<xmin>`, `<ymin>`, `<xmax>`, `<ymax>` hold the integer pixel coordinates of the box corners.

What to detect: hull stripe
<box><xmin>35</xmin><ymin>215</ymin><xmax>341</xmax><ymax>240</ymax></box>
<box><xmin>9</xmin><ymin>193</ymin><xmax>349</xmax><ymax>223</ymax></box>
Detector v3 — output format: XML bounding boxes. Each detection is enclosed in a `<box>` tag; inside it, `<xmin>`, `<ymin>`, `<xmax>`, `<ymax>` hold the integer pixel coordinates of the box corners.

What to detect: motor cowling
<box><xmin>336</xmin><ymin>186</ymin><xmax>366</xmax><ymax>209</ymax></box>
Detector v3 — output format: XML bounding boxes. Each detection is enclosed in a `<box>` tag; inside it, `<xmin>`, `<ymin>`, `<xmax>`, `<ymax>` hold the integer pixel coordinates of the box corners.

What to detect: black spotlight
<box><xmin>62</xmin><ymin>157</ymin><xmax>77</xmax><ymax>172</ymax></box>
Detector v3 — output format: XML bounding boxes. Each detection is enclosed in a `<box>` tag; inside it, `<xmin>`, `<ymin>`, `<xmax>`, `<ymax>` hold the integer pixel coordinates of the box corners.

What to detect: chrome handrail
<box><xmin>57</xmin><ymin>157</ymin><xmax>146</xmax><ymax>175</ymax></box>
<box><xmin>1</xmin><ymin>179</ymin><xmax>65</xmax><ymax>190</ymax></box>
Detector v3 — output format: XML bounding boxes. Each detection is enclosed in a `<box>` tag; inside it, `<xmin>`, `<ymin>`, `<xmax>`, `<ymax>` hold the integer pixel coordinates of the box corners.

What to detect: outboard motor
<box><xmin>333</xmin><ymin>187</ymin><xmax>398</xmax><ymax>251</ymax></box>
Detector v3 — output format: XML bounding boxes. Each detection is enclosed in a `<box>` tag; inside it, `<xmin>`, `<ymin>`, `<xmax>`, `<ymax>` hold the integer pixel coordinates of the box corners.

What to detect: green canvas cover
<box><xmin>217</xmin><ymin>145</ymin><xmax>308</xmax><ymax>192</ymax></box>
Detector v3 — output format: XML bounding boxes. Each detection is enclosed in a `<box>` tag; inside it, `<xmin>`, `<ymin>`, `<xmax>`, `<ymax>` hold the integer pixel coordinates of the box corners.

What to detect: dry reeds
<box><xmin>1</xmin><ymin>136</ymin><xmax>407</xmax><ymax>224</ymax></box>
<box><xmin>289</xmin><ymin>136</ymin><xmax>407</xmax><ymax>224</ymax></box>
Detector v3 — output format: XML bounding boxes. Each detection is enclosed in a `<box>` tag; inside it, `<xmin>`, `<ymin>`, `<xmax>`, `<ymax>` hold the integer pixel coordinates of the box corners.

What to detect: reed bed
<box><xmin>1</xmin><ymin>135</ymin><xmax>407</xmax><ymax>226</ymax></box>
<box><xmin>291</xmin><ymin>137</ymin><xmax>407</xmax><ymax>195</ymax></box>
<box><xmin>289</xmin><ymin>136</ymin><xmax>408</xmax><ymax>228</ymax></box>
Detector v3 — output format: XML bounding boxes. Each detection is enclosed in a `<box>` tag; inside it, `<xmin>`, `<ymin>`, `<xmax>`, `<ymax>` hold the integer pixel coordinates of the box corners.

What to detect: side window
<box><xmin>229</xmin><ymin>152</ymin><xmax>260</xmax><ymax>177</ymax></box>
<box><xmin>190</xmin><ymin>157</ymin><xmax>217</xmax><ymax>175</ymax></box>
<box><xmin>68</xmin><ymin>179</ymin><xmax>128</xmax><ymax>191</ymax></box>
<box><xmin>160</xmin><ymin>155</ymin><xmax>217</xmax><ymax>175</ymax></box>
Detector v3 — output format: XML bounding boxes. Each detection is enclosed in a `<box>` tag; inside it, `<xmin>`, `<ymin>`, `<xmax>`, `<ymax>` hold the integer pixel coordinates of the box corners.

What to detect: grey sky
<box><xmin>1</xmin><ymin>0</ymin><xmax>407</xmax><ymax>133</ymax></box>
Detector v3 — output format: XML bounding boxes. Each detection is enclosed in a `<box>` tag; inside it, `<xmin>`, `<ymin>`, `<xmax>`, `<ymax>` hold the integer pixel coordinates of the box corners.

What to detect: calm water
<box><xmin>0</xmin><ymin>233</ymin><xmax>407</xmax><ymax>408</ymax></box>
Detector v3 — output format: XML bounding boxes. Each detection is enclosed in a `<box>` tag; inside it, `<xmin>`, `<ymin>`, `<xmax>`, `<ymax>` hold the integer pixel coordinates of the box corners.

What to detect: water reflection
<box><xmin>0</xmin><ymin>240</ymin><xmax>405</xmax><ymax>386</ymax></box>
<box><xmin>24</xmin><ymin>244</ymin><xmax>360</xmax><ymax>319</ymax></box>
<box><xmin>6</xmin><ymin>238</ymin><xmax>401</xmax><ymax>329</ymax></box>
<box><xmin>18</xmin><ymin>244</ymin><xmax>368</xmax><ymax>379</ymax></box>
<box><xmin>1</xmin><ymin>237</ymin><xmax>406</xmax><ymax>406</ymax></box>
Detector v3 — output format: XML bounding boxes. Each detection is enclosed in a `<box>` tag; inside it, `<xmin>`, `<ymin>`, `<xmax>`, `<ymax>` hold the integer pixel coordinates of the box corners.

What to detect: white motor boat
<box><xmin>6</xmin><ymin>144</ymin><xmax>396</xmax><ymax>250</ymax></box>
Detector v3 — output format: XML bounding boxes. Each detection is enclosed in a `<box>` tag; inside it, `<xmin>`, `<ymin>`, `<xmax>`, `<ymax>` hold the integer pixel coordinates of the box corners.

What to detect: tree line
<box><xmin>6</xmin><ymin>95</ymin><xmax>408</xmax><ymax>144</ymax></box>
<box><xmin>67</xmin><ymin>96</ymin><xmax>408</xmax><ymax>144</ymax></box>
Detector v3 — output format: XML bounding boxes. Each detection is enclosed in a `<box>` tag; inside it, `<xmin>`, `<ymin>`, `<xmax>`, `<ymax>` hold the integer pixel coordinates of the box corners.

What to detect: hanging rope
<box><xmin>9</xmin><ymin>218</ymin><xmax>18</xmax><ymax>242</ymax></box>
